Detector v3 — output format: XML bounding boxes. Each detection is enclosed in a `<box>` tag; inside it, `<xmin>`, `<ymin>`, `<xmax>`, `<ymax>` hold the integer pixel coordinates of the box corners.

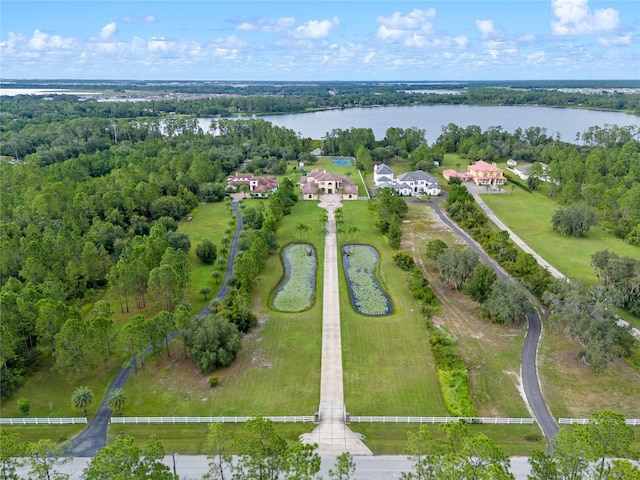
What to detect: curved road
<box><xmin>69</xmin><ymin>201</ymin><xmax>243</xmax><ymax>457</ymax></box>
<box><xmin>426</xmin><ymin>195</ymin><xmax>559</xmax><ymax>450</ymax></box>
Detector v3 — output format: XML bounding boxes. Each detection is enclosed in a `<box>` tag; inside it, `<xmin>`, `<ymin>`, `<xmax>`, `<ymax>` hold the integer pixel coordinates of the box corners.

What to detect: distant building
<box><xmin>300</xmin><ymin>169</ymin><xmax>358</xmax><ymax>200</ymax></box>
<box><xmin>226</xmin><ymin>173</ymin><xmax>279</xmax><ymax>198</ymax></box>
<box><xmin>373</xmin><ymin>163</ymin><xmax>395</xmax><ymax>185</ymax></box>
<box><xmin>373</xmin><ymin>163</ymin><xmax>441</xmax><ymax>196</ymax></box>
<box><xmin>508</xmin><ymin>162</ymin><xmax>549</xmax><ymax>181</ymax></box>
<box><xmin>444</xmin><ymin>160</ymin><xmax>506</xmax><ymax>187</ymax></box>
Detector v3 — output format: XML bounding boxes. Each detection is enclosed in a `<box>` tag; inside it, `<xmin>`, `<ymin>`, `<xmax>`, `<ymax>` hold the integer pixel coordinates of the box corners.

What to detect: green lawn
<box><xmin>479</xmin><ymin>188</ymin><xmax>639</xmax><ymax>286</ymax></box>
<box><xmin>337</xmin><ymin>201</ymin><xmax>448</xmax><ymax>415</ymax></box>
<box><xmin>179</xmin><ymin>200</ymin><xmax>236</xmax><ymax>311</ymax></box>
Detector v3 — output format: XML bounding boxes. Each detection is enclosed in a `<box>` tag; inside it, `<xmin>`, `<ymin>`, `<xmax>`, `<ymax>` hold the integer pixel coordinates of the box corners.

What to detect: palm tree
<box><xmin>71</xmin><ymin>386</ymin><xmax>94</xmax><ymax>417</ymax></box>
<box><xmin>239</xmin><ymin>184</ymin><xmax>251</xmax><ymax>198</ymax></box>
<box><xmin>209</xmin><ymin>299</ymin><xmax>222</xmax><ymax>313</ymax></box>
<box><xmin>296</xmin><ymin>223</ymin><xmax>310</xmax><ymax>238</ymax></box>
<box><xmin>211</xmin><ymin>270</ymin><xmax>223</xmax><ymax>283</ymax></box>
<box><xmin>216</xmin><ymin>257</ymin><xmax>227</xmax><ymax>268</ymax></box>
<box><xmin>107</xmin><ymin>388</ymin><xmax>127</xmax><ymax>416</ymax></box>
<box><xmin>199</xmin><ymin>286</ymin><xmax>212</xmax><ymax>301</ymax></box>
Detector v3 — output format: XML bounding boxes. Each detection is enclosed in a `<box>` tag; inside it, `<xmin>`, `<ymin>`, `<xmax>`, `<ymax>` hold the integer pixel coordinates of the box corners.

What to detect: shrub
<box><xmin>196</xmin><ymin>239</ymin><xmax>218</xmax><ymax>264</ymax></box>
<box><xmin>17</xmin><ymin>398</ymin><xmax>30</xmax><ymax>416</ymax></box>
<box><xmin>429</xmin><ymin>330</ymin><xmax>476</xmax><ymax>416</ymax></box>
<box><xmin>209</xmin><ymin>376</ymin><xmax>219</xmax><ymax>388</ymax></box>
<box><xmin>392</xmin><ymin>252</ymin><xmax>415</xmax><ymax>271</ymax></box>
<box><xmin>185</xmin><ymin>315</ymin><xmax>242</xmax><ymax>373</ymax></box>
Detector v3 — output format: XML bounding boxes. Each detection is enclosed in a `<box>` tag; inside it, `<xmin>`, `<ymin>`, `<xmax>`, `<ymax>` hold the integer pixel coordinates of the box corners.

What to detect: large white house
<box><xmin>373</xmin><ymin>163</ymin><xmax>441</xmax><ymax>196</ymax></box>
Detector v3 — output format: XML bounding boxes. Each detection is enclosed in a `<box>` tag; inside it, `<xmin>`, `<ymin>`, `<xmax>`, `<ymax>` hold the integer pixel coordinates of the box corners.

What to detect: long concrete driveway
<box><xmin>301</xmin><ymin>195</ymin><xmax>372</xmax><ymax>455</ymax></box>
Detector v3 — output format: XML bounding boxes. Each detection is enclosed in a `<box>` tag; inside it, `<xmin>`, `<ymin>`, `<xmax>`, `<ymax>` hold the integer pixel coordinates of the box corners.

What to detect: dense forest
<box><xmin>2</xmin><ymin>79</ymin><xmax>640</xmax><ymax>128</ymax></box>
<box><xmin>0</xmin><ymin>92</ymin><xmax>638</xmax><ymax>398</ymax></box>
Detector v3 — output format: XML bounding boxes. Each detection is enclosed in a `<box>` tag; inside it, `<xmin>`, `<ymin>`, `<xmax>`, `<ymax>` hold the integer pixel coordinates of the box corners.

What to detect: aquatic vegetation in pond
<box><xmin>272</xmin><ymin>243</ymin><xmax>317</xmax><ymax>312</ymax></box>
<box><xmin>342</xmin><ymin>245</ymin><xmax>392</xmax><ymax>316</ymax></box>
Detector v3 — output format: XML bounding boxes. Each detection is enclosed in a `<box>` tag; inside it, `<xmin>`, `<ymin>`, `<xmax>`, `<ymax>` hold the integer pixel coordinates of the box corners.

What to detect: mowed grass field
<box><xmin>337</xmin><ymin>201</ymin><xmax>448</xmax><ymax>416</ymax></box>
<box><xmin>478</xmin><ymin>186</ymin><xmax>639</xmax><ymax>286</ymax></box>
<box><xmin>108</xmin><ymin>197</ymin><xmax>452</xmax><ymax>453</ymax></box>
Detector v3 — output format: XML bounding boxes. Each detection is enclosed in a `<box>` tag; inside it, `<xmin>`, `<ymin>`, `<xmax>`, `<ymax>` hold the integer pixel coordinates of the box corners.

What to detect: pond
<box><xmin>271</xmin><ymin>243</ymin><xmax>317</xmax><ymax>312</ymax></box>
<box><xmin>342</xmin><ymin>245</ymin><xmax>393</xmax><ymax>316</ymax></box>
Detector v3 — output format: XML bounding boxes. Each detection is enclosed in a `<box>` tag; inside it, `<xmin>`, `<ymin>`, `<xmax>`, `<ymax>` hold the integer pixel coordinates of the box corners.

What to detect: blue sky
<box><xmin>1</xmin><ymin>0</ymin><xmax>638</xmax><ymax>81</ymax></box>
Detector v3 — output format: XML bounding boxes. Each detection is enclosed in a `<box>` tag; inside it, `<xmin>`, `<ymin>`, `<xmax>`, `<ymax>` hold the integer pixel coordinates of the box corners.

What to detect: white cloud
<box><xmin>214</xmin><ymin>35</ymin><xmax>249</xmax><ymax>49</ymax></box>
<box><xmin>147</xmin><ymin>37</ymin><xmax>169</xmax><ymax>52</ymax></box>
<box><xmin>99</xmin><ymin>23</ymin><xmax>117</xmax><ymax>41</ymax></box>
<box><xmin>292</xmin><ymin>17</ymin><xmax>339</xmax><ymax>39</ymax></box>
<box><xmin>0</xmin><ymin>32</ymin><xmax>25</xmax><ymax>53</ymax></box>
<box><xmin>527</xmin><ymin>51</ymin><xmax>546</xmax><ymax>64</ymax></box>
<box><xmin>475</xmin><ymin>20</ymin><xmax>495</xmax><ymax>39</ymax></box>
<box><xmin>236</xmin><ymin>16</ymin><xmax>296</xmax><ymax>33</ymax></box>
<box><xmin>27</xmin><ymin>29</ymin><xmax>75</xmax><ymax>50</ymax></box>
<box><xmin>597</xmin><ymin>33</ymin><xmax>632</xmax><ymax>46</ymax></box>
<box><xmin>551</xmin><ymin>0</ymin><xmax>619</xmax><ymax>35</ymax></box>
<box><xmin>364</xmin><ymin>51</ymin><xmax>376</xmax><ymax>63</ymax></box>
<box><xmin>518</xmin><ymin>34</ymin><xmax>537</xmax><ymax>42</ymax></box>
<box><xmin>121</xmin><ymin>15</ymin><xmax>156</xmax><ymax>24</ymax></box>
<box><xmin>376</xmin><ymin>8</ymin><xmax>436</xmax><ymax>42</ymax></box>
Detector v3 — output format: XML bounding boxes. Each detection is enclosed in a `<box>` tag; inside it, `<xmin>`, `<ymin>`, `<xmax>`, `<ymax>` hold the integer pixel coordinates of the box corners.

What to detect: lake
<box><xmin>198</xmin><ymin>105</ymin><xmax>639</xmax><ymax>144</ymax></box>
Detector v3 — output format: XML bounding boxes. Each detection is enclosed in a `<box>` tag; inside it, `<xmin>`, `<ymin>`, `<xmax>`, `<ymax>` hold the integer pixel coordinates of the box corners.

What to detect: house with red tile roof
<box><xmin>443</xmin><ymin>160</ymin><xmax>506</xmax><ymax>188</ymax></box>
<box><xmin>226</xmin><ymin>173</ymin><xmax>279</xmax><ymax>198</ymax></box>
<box><xmin>300</xmin><ymin>169</ymin><xmax>358</xmax><ymax>200</ymax></box>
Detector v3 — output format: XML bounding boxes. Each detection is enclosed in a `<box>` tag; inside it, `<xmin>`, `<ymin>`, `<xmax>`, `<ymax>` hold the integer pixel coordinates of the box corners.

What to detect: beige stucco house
<box><xmin>300</xmin><ymin>169</ymin><xmax>358</xmax><ymax>200</ymax></box>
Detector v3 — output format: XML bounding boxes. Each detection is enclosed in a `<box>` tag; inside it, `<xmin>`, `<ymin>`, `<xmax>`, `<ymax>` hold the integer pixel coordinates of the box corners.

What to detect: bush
<box><xmin>438</xmin><ymin>369</ymin><xmax>476</xmax><ymax>417</ymax></box>
<box><xmin>208</xmin><ymin>376</ymin><xmax>219</xmax><ymax>388</ymax></box>
<box><xmin>184</xmin><ymin>315</ymin><xmax>242</xmax><ymax>373</ymax></box>
<box><xmin>17</xmin><ymin>398</ymin><xmax>30</xmax><ymax>416</ymax></box>
<box><xmin>393</xmin><ymin>252</ymin><xmax>416</xmax><ymax>271</ymax></box>
<box><xmin>196</xmin><ymin>239</ymin><xmax>218</xmax><ymax>264</ymax></box>
<box><xmin>429</xmin><ymin>330</ymin><xmax>476</xmax><ymax>416</ymax></box>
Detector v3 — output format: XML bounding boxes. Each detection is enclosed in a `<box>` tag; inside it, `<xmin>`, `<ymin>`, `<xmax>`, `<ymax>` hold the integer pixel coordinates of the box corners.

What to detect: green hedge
<box><xmin>437</xmin><ymin>369</ymin><xmax>476</xmax><ymax>417</ymax></box>
<box><xmin>429</xmin><ymin>330</ymin><xmax>477</xmax><ymax>417</ymax></box>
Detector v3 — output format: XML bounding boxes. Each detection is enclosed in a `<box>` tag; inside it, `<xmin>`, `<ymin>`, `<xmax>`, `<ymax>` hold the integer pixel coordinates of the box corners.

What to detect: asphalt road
<box><xmin>427</xmin><ymin>196</ymin><xmax>559</xmax><ymax>450</ymax></box>
<box><xmin>16</xmin><ymin>455</ymin><xmax>538</xmax><ymax>479</ymax></box>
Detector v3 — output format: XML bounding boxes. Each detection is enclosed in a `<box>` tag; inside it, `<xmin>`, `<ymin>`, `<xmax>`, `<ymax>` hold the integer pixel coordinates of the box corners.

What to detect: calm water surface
<box><xmin>199</xmin><ymin>105</ymin><xmax>639</xmax><ymax>144</ymax></box>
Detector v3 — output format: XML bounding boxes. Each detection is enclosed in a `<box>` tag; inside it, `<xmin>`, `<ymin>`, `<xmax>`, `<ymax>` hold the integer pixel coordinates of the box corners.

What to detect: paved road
<box><xmin>426</xmin><ymin>195</ymin><xmax>559</xmax><ymax>450</ymax></box>
<box><xmin>68</xmin><ymin>200</ymin><xmax>243</xmax><ymax>457</ymax></box>
<box><xmin>16</xmin><ymin>455</ymin><xmax>539</xmax><ymax>479</ymax></box>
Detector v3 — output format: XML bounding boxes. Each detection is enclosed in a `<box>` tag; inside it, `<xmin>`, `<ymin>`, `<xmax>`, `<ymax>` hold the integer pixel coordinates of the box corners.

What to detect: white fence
<box><xmin>559</xmin><ymin>418</ymin><xmax>640</xmax><ymax>426</ymax></box>
<box><xmin>348</xmin><ymin>416</ymin><xmax>535</xmax><ymax>425</ymax></box>
<box><xmin>110</xmin><ymin>416</ymin><xmax>315</xmax><ymax>424</ymax></box>
<box><xmin>0</xmin><ymin>417</ymin><xmax>88</xmax><ymax>425</ymax></box>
